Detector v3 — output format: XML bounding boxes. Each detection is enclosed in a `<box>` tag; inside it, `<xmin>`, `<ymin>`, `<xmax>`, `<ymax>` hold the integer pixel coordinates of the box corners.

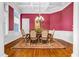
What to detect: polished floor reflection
<box><xmin>5</xmin><ymin>37</ymin><xmax>72</xmax><ymax>57</ymax></box>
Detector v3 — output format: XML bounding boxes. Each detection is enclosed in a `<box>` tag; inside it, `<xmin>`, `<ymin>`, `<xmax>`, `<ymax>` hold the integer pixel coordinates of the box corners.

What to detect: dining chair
<box><xmin>48</xmin><ymin>29</ymin><xmax>55</xmax><ymax>43</ymax></box>
<box><xmin>30</xmin><ymin>30</ymin><xmax>37</xmax><ymax>44</ymax></box>
<box><xmin>21</xmin><ymin>29</ymin><xmax>29</xmax><ymax>43</ymax></box>
<box><xmin>52</xmin><ymin>29</ymin><xmax>55</xmax><ymax>42</ymax></box>
<box><xmin>52</xmin><ymin>29</ymin><xmax>55</xmax><ymax>38</ymax></box>
<box><xmin>41</xmin><ymin>30</ymin><xmax>48</xmax><ymax>44</ymax></box>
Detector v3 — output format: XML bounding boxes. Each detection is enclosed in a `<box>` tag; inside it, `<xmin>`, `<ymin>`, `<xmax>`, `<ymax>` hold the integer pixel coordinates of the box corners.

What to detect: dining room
<box><xmin>4</xmin><ymin>2</ymin><xmax>73</xmax><ymax>57</ymax></box>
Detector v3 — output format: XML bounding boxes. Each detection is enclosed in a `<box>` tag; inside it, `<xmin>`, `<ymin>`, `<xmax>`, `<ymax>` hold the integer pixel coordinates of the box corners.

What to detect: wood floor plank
<box><xmin>4</xmin><ymin>38</ymin><xmax>73</xmax><ymax>57</ymax></box>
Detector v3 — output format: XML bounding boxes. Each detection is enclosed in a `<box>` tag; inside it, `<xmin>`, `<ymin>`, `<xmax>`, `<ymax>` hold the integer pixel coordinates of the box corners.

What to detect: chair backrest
<box><xmin>21</xmin><ymin>29</ymin><xmax>25</xmax><ymax>35</ymax></box>
<box><xmin>42</xmin><ymin>30</ymin><xmax>48</xmax><ymax>37</ymax></box>
<box><xmin>30</xmin><ymin>30</ymin><xmax>36</xmax><ymax>37</ymax></box>
<box><xmin>21</xmin><ymin>29</ymin><xmax>26</xmax><ymax>39</ymax></box>
<box><xmin>52</xmin><ymin>29</ymin><xmax>55</xmax><ymax>37</ymax></box>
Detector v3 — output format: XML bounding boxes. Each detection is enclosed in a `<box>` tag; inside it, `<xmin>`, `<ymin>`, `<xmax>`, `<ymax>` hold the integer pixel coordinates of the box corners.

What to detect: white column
<box><xmin>0</xmin><ymin>3</ymin><xmax>6</xmax><ymax>57</ymax></box>
<box><xmin>5</xmin><ymin>11</ymin><xmax>9</xmax><ymax>35</ymax></box>
<box><xmin>72</xmin><ymin>2</ymin><xmax>79</xmax><ymax>57</ymax></box>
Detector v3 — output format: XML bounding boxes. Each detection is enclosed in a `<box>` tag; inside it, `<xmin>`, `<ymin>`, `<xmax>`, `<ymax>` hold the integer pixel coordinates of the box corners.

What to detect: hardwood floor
<box><xmin>4</xmin><ymin>37</ymin><xmax>73</xmax><ymax>57</ymax></box>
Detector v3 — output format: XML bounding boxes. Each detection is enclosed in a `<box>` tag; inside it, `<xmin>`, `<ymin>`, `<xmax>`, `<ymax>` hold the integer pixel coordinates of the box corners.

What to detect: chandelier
<box><xmin>35</xmin><ymin>15</ymin><xmax>44</xmax><ymax>22</ymax></box>
<box><xmin>35</xmin><ymin>2</ymin><xmax>44</xmax><ymax>22</ymax></box>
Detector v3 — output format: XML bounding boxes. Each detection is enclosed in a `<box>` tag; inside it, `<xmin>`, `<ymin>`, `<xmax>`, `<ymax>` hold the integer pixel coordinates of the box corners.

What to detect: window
<box><xmin>14</xmin><ymin>10</ymin><xmax>20</xmax><ymax>32</ymax></box>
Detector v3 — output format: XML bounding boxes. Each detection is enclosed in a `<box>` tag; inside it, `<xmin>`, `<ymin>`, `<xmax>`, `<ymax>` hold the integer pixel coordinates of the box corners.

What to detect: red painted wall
<box><xmin>61</xmin><ymin>3</ymin><xmax>73</xmax><ymax>31</ymax></box>
<box><xmin>41</xmin><ymin>14</ymin><xmax>50</xmax><ymax>30</ymax></box>
<box><xmin>50</xmin><ymin>11</ymin><xmax>62</xmax><ymax>30</ymax></box>
<box><xmin>50</xmin><ymin>3</ymin><xmax>73</xmax><ymax>31</ymax></box>
<box><xmin>20</xmin><ymin>14</ymin><xmax>50</xmax><ymax>30</ymax></box>
<box><xmin>9</xmin><ymin>6</ymin><xmax>14</xmax><ymax>31</ymax></box>
<box><xmin>20</xmin><ymin>3</ymin><xmax>73</xmax><ymax>31</ymax></box>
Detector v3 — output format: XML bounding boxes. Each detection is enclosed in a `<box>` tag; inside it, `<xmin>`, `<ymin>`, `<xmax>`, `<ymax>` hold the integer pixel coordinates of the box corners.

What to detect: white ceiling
<box><xmin>14</xmin><ymin>2</ymin><xmax>71</xmax><ymax>14</ymax></box>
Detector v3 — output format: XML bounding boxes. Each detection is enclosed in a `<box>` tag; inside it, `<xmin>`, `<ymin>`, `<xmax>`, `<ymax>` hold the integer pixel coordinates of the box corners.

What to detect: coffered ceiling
<box><xmin>14</xmin><ymin>2</ymin><xmax>71</xmax><ymax>14</ymax></box>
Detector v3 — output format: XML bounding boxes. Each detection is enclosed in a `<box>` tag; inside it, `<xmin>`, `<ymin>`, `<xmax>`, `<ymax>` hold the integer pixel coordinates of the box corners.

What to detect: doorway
<box><xmin>22</xmin><ymin>18</ymin><xmax>30</xmax><ymax>33</ymax></box>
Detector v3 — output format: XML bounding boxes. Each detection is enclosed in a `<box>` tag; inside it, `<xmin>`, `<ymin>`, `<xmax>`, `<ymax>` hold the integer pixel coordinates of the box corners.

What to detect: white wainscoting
<box><xmin>4</xmin><ymin>31</ymin><xmax>21</xmax><ymax>44</ymax></box>
<box><xmin>49</xmin><ymin>30</ymin><xmax>73</xmax><ymax>43</ymax></box>
<box><xmin>4</xmin><ymin>30</ymin><xmax>73</xmax><ymax>44</ymax></box>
